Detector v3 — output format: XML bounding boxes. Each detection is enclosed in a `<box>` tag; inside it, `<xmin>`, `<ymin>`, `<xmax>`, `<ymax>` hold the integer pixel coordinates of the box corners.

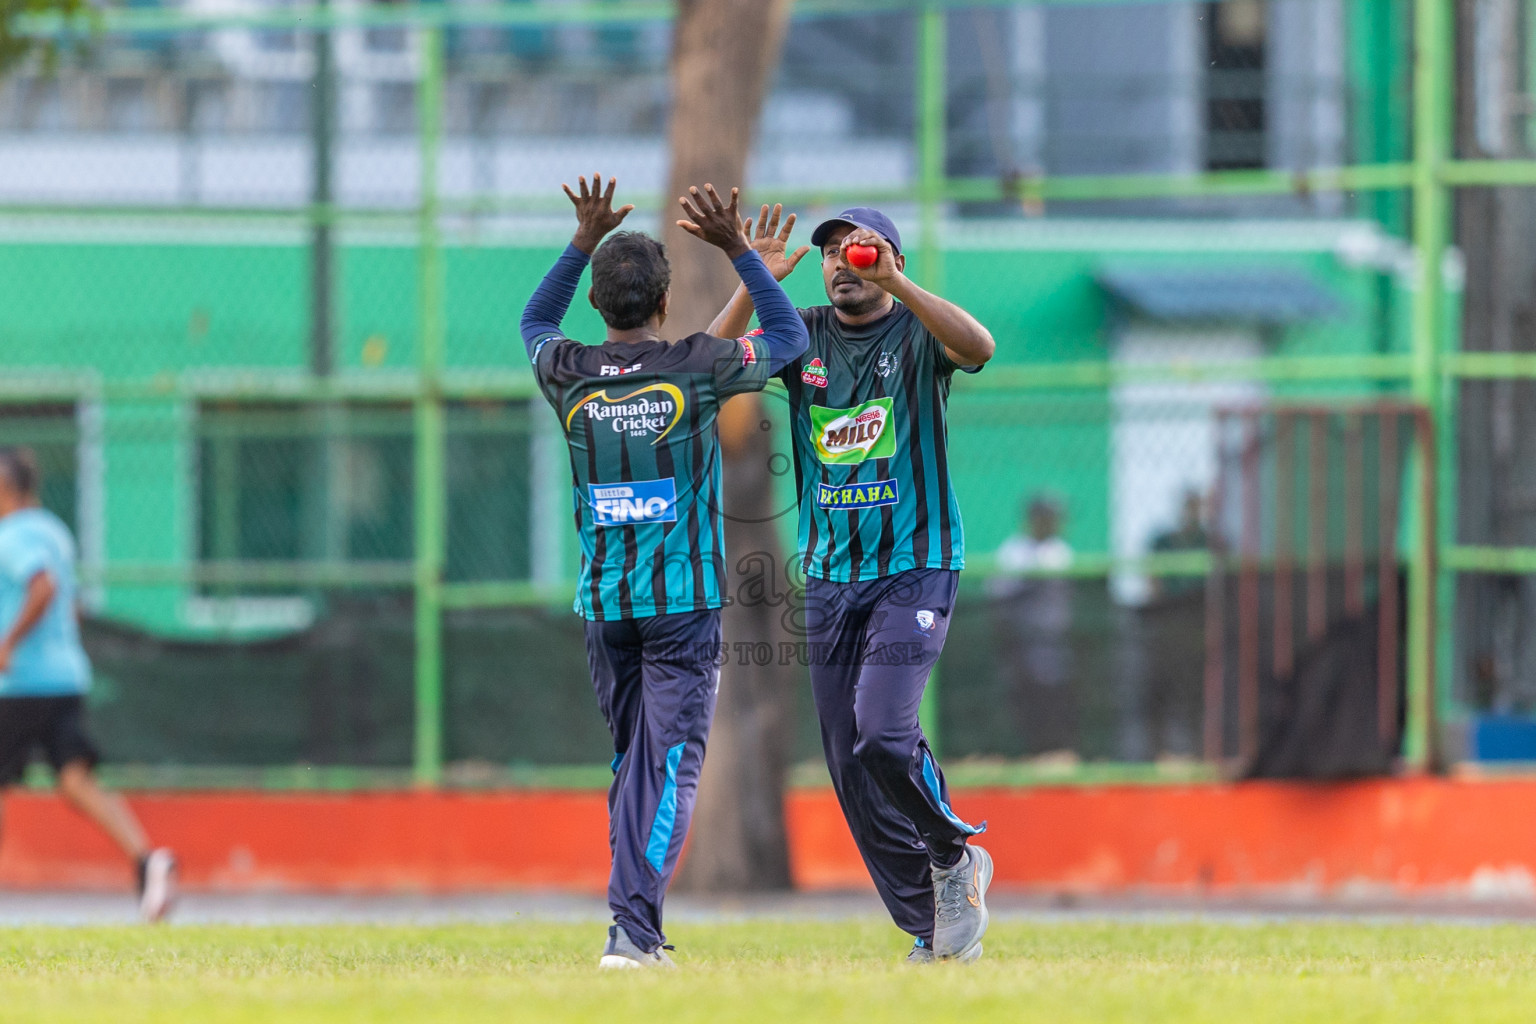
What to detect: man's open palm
<box><xmin>565</xmin><ymin>174</ymin><xmax>634</xmax><ymax>254</ymax></box>
<box><xmin>676</xmin><ymin>184</ymin><xmax>750</xmax><ymax>258</ymax></box>
<box><xmin>742</xmin><ymin>203</ymin><xmax>811</xmax><ymax>283</ymax></box>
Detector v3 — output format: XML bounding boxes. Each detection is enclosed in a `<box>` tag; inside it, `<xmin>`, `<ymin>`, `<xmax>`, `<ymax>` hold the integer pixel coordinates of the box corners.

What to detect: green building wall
<box><xmin>0</xmin><ymin>224</ymin><xmax>1412</xmax><ymax>635</ymax></box>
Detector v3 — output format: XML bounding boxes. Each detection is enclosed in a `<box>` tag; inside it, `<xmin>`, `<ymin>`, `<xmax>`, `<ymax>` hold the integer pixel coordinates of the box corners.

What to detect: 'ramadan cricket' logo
<box><xmin>566</xmin><ymin>383</ymin><xmax>685</xmax><ymax>444</ymax></box>
<box><xmin>810</xmin><ymin>397</ymin><xmax>895</xmax><ymax>465</ymax></box>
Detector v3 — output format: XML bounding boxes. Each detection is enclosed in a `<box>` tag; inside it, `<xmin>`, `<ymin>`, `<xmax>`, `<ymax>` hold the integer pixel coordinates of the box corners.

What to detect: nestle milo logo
<box><xmin>810</xmin><ymin>397</ymin><xmax>895</xmax><ymax>465</ymax></box>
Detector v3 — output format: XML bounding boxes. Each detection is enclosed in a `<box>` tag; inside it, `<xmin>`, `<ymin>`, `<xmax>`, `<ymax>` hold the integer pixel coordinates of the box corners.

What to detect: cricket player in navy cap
<box><xmin>710</xmin><ymin>204</ymin><xmax>997</xmax><ymax>964</ymax></box>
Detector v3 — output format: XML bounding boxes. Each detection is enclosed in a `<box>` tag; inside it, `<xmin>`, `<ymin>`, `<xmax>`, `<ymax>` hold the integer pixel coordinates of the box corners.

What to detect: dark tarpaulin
<box><xmin>1241</xmin><ymin>597</ymin><xmax>1404</xmax><ymax>781</ymax></box>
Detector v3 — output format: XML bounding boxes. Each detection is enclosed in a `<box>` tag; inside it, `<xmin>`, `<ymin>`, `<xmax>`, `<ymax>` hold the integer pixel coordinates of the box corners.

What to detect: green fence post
<box><xmin>413</xmin><ymin>24</ymin><xmax>447</xmax><ymax>788</ymax></box>
<box><xmin>916</xmin><ymin>3</ymin><xmax>944</xmax><ymax>752</ymax></box>
<box><xmin>1406</xmin><ymin>0</ymin><xmax>1452</xmax><ymax>771</ymax></box>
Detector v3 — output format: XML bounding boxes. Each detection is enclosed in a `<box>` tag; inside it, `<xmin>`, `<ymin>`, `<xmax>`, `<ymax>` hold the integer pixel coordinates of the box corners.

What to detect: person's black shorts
<box><xmin>0</xmin><ymin>695</ymin><xmax>100</xmax><ymax>787</ymax></box>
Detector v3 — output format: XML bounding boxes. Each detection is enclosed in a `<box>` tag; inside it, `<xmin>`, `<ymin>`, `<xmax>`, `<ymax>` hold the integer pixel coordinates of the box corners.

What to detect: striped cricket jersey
<box><xmin>533</xmin><ymin>331</ymin><xmax>772</xmax><ymax>621</ymax></box>
<box><xmin>777</xmin><ymin>303</ymin><xmax>980</xmax><ymax>582</ymax></box>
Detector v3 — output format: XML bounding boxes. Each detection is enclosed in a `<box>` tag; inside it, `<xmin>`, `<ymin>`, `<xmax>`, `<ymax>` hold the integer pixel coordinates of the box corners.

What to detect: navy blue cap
<box><xmin>810</xmin><ymin>207</ymin><xmax>902</xmax><ymax>254</ymax></box>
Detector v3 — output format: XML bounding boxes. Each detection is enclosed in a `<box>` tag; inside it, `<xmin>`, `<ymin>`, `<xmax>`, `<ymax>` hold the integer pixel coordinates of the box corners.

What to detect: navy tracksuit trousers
<box><xmin>584</xmin><ymin>608</ymin><xmax>721</xmax><ymax>953</ymax></box>
<box><xmin>805</xmin><ymin>568</ymin><xmax>984</xmax><ymax>943</ymax></box>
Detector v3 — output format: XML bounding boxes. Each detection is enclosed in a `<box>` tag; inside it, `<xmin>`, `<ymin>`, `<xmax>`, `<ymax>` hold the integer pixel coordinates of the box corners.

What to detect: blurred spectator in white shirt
<box><xmin>989</xmin><ymin>494</ymin><xmax>1077</xmax><ymax>769</ymax></box>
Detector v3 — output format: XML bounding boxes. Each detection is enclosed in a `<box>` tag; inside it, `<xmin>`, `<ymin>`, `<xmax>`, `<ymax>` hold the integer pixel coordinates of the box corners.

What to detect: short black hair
<box><xmin>590</xmin><ymin>232</ymin><xmax>670</xmax><ymax>331</ymax></box>
<box><xmin>0</xmin><ymin>447</ymin><xmax>38</xmax><ymax>496</ymax></box>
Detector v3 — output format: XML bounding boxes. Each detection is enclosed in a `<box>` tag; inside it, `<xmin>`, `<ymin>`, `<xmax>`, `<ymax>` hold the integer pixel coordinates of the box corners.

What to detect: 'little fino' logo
<box><xmin>801</xmin><ymin>358</ymin><xmax>829</xmax><ymax>388</ymax></box>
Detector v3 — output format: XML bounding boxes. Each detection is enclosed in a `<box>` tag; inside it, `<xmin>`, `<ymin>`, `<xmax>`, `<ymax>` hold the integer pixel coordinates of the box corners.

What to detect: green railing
<box><xmin>0</xmin><ymin>0</ymin><xmax>1531</xmax><ymax>784</ymax></box>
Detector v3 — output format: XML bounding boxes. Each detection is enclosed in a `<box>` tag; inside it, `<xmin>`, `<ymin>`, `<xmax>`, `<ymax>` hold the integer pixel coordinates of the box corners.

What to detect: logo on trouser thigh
<box><xmin>915</xmin><ymin>609</ymin><xmax>936</xmax><ymax>633</ymax></box>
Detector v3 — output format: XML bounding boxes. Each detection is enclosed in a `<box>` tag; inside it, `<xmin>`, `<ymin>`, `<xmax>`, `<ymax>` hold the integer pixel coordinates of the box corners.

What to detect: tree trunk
<box><xmin>664</xmin><ymin>0</ymin><xmax>798</xmax><ymax>892</ymax></box>
<box><xmin>662</xmin><ymin>0</ymin><xmax>794</xmax><ymax>338</ymax></box>
<box><xmin>1453</xmin><ymin>0</ymin><xmax>1536</xmax><ymax>712</ymax></box>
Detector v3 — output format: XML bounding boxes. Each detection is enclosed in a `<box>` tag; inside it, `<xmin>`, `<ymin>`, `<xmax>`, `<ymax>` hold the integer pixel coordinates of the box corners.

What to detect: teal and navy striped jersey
<box><xmin>777</xmin><ymin>303</ymin><xmax>979</xmax><ymax>582</ymax></box>
<box><xmin>534</xmin><ymin>332</ymin><xmax>772</xmax><ymax>620</ymax></box>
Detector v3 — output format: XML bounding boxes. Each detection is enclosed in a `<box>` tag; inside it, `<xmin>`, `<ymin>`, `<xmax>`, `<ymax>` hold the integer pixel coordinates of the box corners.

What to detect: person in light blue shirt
<box><xmin>0</xmin><ymin>447</ymin><xmax>177</xmax><ymax>920</ymax></box>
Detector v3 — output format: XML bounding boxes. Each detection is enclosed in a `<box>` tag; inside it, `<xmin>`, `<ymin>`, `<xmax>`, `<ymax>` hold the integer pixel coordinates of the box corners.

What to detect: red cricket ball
<box><xmin>845</xmin><ymin>244</ymin><xmax>878</xmax><ymax>269</ymax></box>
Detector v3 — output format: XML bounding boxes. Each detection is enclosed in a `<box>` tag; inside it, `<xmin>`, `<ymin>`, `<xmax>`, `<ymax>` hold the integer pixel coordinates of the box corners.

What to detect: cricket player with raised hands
<box><xmin>710</xmin><ymin>205</ymin><xmax>997</xmax><ymax>963</ymax></box>
<box><xmin>520</xmin><ymin>177</ymin><xmax>808</xmax><ymax>968</ymax></box>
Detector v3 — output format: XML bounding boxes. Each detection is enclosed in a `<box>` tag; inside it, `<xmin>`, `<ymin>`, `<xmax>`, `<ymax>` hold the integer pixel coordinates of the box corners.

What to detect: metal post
<box><xmin>1405</xmin><ymin>0</ymin><xmax>1451</xmax><ymax>771</ymax></box>
<box><xmin>309</xmin><ymin>1</ymin><xmax>349</xmax><ymax>566</ymax></box>
<box><xmin>916</xmin><ymin>4</ymin><xmax>945</xmax><ymax>750</ymax></box>
<box><xmin>916</xmin><ymin>4</ymin><xmax>945</xmax><ymax>293</ymax></box>
<box><xmin>309</xmin><ymin>0</ymin><xmax>336</xmax><ymax>379</ymax></box>
<box><xmin>413</xmin><ymin>25</ymin><xmax>447</xmax><ymax>788</ymax></box>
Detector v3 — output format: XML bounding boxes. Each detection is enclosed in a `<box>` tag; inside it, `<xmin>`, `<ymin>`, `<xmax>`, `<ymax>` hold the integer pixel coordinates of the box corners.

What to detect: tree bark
<box><xmin>664</xmin><ymin>0</ymin><xmax>798</xmax><ymax>892</ymax></box>
<box><xmin>662</xmin><ymin>0</ymin><xmax>794</xmax><ymax>336</ymax></box>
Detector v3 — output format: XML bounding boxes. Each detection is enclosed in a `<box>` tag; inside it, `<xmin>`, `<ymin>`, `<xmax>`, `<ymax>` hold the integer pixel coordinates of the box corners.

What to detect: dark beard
<box><xmin>831</xmin><ymin>287</ymin><xmax>888</xmax><ymax>318</ymax></box>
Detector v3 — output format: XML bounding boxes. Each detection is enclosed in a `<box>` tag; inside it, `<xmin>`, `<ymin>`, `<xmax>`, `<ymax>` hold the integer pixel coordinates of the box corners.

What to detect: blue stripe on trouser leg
<box><xmin>921</xmin><ymin>751</ymin><xmax>983</xmax><ymax>835</ymax></box>
<box><xmin>584</xmin><ymin>608</ymin><xmax>720</xmax><ymax>954</ymax></box>
<box><xmin>646</xmin><ymin>741</ymin><xmax>687</xmax><ymax>872</ymax></box>
<box><xmin>806</xmin><ymin>568</ymin><xmax>978</xmax><ymax>943</ymax></box>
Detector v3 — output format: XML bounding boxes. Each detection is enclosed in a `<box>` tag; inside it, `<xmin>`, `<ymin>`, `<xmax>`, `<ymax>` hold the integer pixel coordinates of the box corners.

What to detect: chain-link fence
<box><xmin>0</xmin><ymin>0</ymin><xmax>1522</xmax><ymax>783</ymax></box>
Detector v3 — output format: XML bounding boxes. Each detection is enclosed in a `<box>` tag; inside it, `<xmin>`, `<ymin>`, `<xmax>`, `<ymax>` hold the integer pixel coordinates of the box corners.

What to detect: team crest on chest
<box><xmin>801</xmin><ymin>358</ymin><xmax>829</xmax><ymax>388</ymax></box>
<box><xmin>877</xmin><ymin>350</ymin><xmax>899</xmax><ymax>378</ymax></box>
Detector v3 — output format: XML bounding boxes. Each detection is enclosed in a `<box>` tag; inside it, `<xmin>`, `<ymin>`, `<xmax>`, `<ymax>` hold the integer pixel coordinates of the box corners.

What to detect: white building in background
<box><xmin>0</xmin><ymin>0</ymin><xmax>1349</xmax><ymax>214</ymax></box>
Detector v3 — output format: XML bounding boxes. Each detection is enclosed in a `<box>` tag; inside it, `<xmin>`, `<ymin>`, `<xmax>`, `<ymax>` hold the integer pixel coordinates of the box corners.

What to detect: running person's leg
<box><xmin>42</xmin><ymin>697</ymin><xmax>177</xmax><ymax>920</ymax></box>
<box><xmin>0</xmin><ymin>696</ymin><xmax>176</xmax><ymax>919</ymax></box>
<box><xmin>587</xmin><ymin>610</ymin><xmax>721</xmax><ymax>961</ymax></box>
<box><xmin>56</xmin><ymin>761</ymin><xmax>147</xmax><ymax>860</ymax></box>
<box><xmin>806</xmin><ymin>577</ymin><xmax>937</xmax><ymax>945</ymax></box>
<box><xmin>43</xmin><ymin>698</ymin><xmax>147</xmax><ymax>862</ymax></box>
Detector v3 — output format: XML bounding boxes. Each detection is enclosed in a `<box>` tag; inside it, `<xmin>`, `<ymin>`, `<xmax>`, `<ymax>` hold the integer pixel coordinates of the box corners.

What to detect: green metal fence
<box><xmin>0</xmin><ymin>0</ymin><xmax>1529</xmax><ymax>785</ymax></box>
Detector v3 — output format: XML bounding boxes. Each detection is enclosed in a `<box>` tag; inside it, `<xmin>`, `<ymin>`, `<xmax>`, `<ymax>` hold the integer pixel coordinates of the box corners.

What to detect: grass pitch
<box><xmin>0</xmin><ymin>919</ymin><xmax>1532</xmax><ymax>1023</ymax></box>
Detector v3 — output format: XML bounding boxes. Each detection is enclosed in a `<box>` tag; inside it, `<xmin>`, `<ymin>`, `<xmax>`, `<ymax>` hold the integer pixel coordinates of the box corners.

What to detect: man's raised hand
<box><xmin>565</xmin><ymin>174</ymin><xmax>634</xmax><ymax>255</ymax></box>
<box><xmin>676</xmin><ymin>184</ymin><xmax>750</xmax><ymax>259</ymax></box>
<box><xmin>741</xmin><ymin>203</ymin><xmax>811</xmax><ymax>283</ymax></box>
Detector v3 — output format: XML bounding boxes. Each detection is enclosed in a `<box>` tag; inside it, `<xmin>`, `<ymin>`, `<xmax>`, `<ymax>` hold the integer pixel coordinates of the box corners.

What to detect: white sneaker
<box><xmin>598</xmin><ymin>924</ymin><xmax>676</xmax><ymax>970</ymax></box>
<box><xmin>137</xmin><ymin>848</ymin><xmax>178</xmax><ymax>922</ymax></box>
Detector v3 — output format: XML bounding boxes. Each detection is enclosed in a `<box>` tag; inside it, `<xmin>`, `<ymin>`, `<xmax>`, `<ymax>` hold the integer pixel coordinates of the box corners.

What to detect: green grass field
<box><xmin>1</xmin><ymin>919</ymin><xmax>1533</xmax><ymax>1023</ymax></box>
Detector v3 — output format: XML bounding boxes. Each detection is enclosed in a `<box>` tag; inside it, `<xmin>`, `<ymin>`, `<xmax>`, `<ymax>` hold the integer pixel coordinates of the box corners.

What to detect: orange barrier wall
<box><xmin>2</xmin><ymin>778</ymin><xmax>1534</xmax><ymax>893</ymax></box>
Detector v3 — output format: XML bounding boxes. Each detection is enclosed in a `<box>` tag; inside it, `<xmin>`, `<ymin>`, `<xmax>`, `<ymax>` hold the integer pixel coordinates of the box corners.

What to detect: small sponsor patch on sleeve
<box><xmin>739</xmin><ymin>339</ymin><xmax>758</xmax><ymax>366</ymax></box>
<box><xmin>532</xmin><ymin>333</ymin><xmax>565</xmax><ymax>360</ymax></box>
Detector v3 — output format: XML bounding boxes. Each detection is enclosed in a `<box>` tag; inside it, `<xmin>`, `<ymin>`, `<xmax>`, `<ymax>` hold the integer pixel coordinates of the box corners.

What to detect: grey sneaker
<box><xmin>931</xmin><ymin>845</ymin><xmax>993</xmax><ymax>960</ymax></box>
<box><xmin>598</xmin><ymin>924</ymin><xmax>677</xmax><ymax>970</ymax></box>
<box><xmin>906</xmin><ymin>938</ymin><xmax>983</xmax><ymax>965</ymax></box>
